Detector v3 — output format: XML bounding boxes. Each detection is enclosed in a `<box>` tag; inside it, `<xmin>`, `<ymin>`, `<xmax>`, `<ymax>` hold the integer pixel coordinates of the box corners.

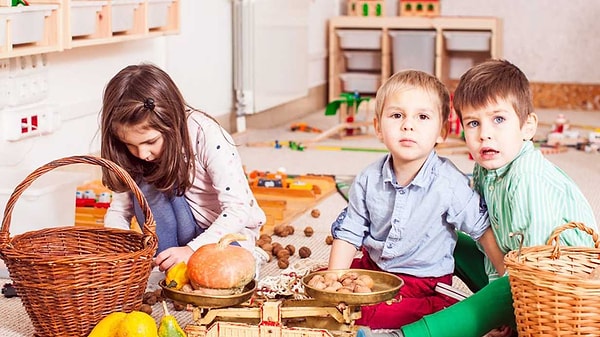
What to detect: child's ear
<box><xmin>438</xmin><ymin>120</ymin><xmax>450</xmax><ymax>143</ymax></box>
<box><xmin>373</xmin><ymin>117</ymin><xmax>384</xmax><ymax>141</ymax></box>
<box><xmin>522</xmin><ymin>112</ymin><xmax>538</xmax><ymax>140</ymax></box>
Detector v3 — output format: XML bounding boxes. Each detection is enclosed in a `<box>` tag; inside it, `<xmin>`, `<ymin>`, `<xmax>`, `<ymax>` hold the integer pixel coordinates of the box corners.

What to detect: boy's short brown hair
<box><xmin>375</xmin><ymin>70</ymin><xmax>450</xmax><ymax>123</ymax></box>
<box><xmin>453</xmin><ymin>59</ymin><xmax>534</xmax><ymax>126</ymax></box>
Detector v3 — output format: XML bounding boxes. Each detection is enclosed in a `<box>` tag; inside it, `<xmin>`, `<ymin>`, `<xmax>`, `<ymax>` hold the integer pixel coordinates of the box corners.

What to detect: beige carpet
<box><xmin>0</xmin><ymin>107</ymin><xmax>598</xmax><ymax>336</ymax></box>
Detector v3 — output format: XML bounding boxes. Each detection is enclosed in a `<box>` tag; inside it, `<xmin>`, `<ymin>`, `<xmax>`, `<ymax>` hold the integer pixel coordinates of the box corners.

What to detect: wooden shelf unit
<box><xmin>328</xmin><ymin>16</ymin><xmax>502</xmax><ymax>101</ymax></box>
<box><xmin>0</xmin><ymin>0</ymin><xmax>180</xmax><ymax>59</ymax></box>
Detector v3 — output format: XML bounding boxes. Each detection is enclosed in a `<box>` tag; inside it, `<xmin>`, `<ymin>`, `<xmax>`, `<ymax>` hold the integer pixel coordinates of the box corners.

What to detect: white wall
<box><xmin>440</xmin><ymin>0</ymin><xmax>600</xmax><ymax>84</ymax></box>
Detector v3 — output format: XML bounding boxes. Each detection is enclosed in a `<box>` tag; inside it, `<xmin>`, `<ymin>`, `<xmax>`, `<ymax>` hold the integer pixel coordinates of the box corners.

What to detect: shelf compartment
<box><xmin>344</xmin><ymin>51</ymin><xmax>381</xmax><ymax>71</ymax></box>
<box><xmin>70</xmin><ymin>1</ymin><xmax>107</xmax><ymax>38</ymax></box>
<box><xmin>11</xmin><ymin>4</ymin><xmax>59</xmax><ymax>45</ymax></box>
<box><xmin>111</xmin><ymin>0</ymin><xmax>143</xmax><ymax>33</ymax></box>
<box><xmin>340</xmin><ymin>72</ymin><xmax>381</xmax><ymax>93</ymax></box>
<box><xmin>336</xmin><ymin>29</ymin><xmax>382</xmax><ymax>50</ymax></box>
<box><xmin>443</xmin><ymin>31</ymin><xmax>491</xmax><ymax>52</ymax></box>
<box><xmin>389</xmin><ymin>30</ymin><xmax>436</xmax><ymax>75</ymax></box>
<box><xmin>147</xmin><ymin>0</ymin><xmax>175</xmax><ymax>29</ymax></box>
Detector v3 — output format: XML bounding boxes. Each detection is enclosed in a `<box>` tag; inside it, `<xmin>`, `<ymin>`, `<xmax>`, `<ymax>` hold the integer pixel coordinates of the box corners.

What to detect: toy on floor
<box><xmin>303</xmin><ymin>92</ymin><xmax>372</xmax><ymax>145</ymax></box>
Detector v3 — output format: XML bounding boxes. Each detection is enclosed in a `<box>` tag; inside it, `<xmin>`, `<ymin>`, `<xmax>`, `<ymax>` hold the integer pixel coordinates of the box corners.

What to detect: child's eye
<box><xmin>493</xmin><ymin>116</ymin><xmax>505</xmax><ymax>124</ymax></box>
<box><xmin>391</xmin><ymin>113</ymin><xmax>403</xmax><ymax>119</ymax></box>
<box><xmin>418</xmin><ymin>114</ymin><xmax>430</xmax><ymax>120</ymax></box>
<box><xmin>466</xmin><ymin>120</ymin><xmax>479</xmax><ymax>128</ymax></box>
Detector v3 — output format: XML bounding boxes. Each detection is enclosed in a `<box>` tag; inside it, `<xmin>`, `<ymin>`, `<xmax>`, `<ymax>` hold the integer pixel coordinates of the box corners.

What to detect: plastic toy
<box><xmin>399</xmin><ymin>0</ymin><xmax>440</xmax><ymax>17</ymax></box>
<box><xmin>347</xmin><ymin>0</ymin><xmax>385</xmax><ymax>17</ymax></box>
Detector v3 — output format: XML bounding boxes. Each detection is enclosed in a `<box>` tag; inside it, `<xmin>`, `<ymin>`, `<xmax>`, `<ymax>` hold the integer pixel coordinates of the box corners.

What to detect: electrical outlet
<box><xmin>1</xmin><ymin>104</ymin><xmax>57</xmax><ymax>141</ymax></box>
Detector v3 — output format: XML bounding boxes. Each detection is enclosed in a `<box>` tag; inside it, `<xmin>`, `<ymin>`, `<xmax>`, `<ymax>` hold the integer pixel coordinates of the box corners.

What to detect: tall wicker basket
<box><xmin>504</xmin><ymin>222</ymin><xmax>600</xmax><ymax>337</ymax></box>
<box><xmin>0</xmin><ymin>156</ymin><xmax>158</xmax><ymax>337</ymax></box>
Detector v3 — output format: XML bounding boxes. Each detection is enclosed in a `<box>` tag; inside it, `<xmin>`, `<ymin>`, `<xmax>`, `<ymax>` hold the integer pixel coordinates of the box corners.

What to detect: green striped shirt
<box><xmin>473</xmin><ymin>141</ymin><xmax>597</xmax><ymax>281</ymax></box>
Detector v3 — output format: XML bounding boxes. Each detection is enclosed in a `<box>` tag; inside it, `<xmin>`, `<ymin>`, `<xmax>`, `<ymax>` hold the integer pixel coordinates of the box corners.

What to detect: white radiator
<box><xmin>233</xmin><ymin>0</ymin><xmax>309</xmax><ymax>123</ymax></box>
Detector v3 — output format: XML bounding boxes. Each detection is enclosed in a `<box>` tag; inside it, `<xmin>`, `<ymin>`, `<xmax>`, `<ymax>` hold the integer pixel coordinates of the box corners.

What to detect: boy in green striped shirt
<box><xmin>359</xmin><ymin>59</ymin><xmax>597</xmax><ymax>337</ymax></box>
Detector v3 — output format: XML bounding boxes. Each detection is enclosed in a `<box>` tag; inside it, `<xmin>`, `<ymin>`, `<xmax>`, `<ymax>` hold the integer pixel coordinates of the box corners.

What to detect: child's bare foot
<box><xmin>356</xmin><ymin>327</ymin><xmax>404</xmax><ymax>337</ymax></box>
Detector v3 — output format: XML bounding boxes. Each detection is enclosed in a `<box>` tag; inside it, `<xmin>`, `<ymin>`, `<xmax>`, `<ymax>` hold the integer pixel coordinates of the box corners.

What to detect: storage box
<box><xmin>389</xmin><ymin>30</ymin><xmax>436</xmax><ymax>74</ymax></box>
<box><xmin>71</xmin><ymin>1</ymin><xmax>106</xmax><ymax>37</ymax></box>
<box><xmin>147</xmin><ymin>0</ymin><xmax>173</xmax><ymax>29</ymax></box>
<box><xmin>337</xmin><ymin>29</ymin><xmax>382</xmax><ymax>50</ymax></box>
<box><xmin>11</xmin><ymin>4</ymin><xmax>58</xmax><ymax>45</ymax></box>
<box><xmin>340</xmin><ymin>72</ymin><xmax>381</xmax><ymax>93</ymax></box>
<box><xmin>443</xmin><ymin>31</ymin><xmax>491</xmax><ymax>52</ymax></box>
<box><xmin>344</xmin><ymin>51</ymin><xmax>381</xmax><ymax>71</ymax></box>
<box><xmin>0</xmin><ymin>8</ymin><xmax>16</xmax><ymax>48</ymax></box>
<box><xmin>111</xmin><ymin>0</ymin><xmax>142</xmax><ymax>33</ymax></box>
<box><xmin>0</xmin><ymin>168</ymin><xmax>88</xmax><ymax>236</ymax></box>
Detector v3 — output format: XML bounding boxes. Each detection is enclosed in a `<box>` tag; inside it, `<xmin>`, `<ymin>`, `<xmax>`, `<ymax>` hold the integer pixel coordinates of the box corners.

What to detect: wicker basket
<box><xmin>0</xmin><ymin>156</ymin><xmax>158</xmax><ymax>337</ymax></box>
<box><xmin>504</xmin><ymin>222</ymin><xmax>600</xmax><ymax>337</ymax></box>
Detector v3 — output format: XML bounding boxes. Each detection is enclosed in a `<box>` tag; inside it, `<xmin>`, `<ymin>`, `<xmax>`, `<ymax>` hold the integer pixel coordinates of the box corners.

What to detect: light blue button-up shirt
<box><xmin>331</xmin><ymin>151</ymin><xmax>489</xmax><ymax>277</ymax></box>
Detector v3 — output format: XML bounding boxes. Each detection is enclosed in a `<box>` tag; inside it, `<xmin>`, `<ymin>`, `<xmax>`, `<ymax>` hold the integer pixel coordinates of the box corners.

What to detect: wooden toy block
<box><xmin>347</xmin><ymin>0</ymin><xmax>385</xmax><ymax>17</ymax></box>
<box><xmin>399</xmin><ymin>0</ymin><xmax>440</xmax><ymax>17</ymax></box>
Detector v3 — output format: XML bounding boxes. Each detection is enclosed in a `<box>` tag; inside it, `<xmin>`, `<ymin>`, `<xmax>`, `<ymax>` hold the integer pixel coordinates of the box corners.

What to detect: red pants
<box><xmin>351</xmin><ymin>253</ymin><xmax>458</xmax><ymax>329</ymax></box>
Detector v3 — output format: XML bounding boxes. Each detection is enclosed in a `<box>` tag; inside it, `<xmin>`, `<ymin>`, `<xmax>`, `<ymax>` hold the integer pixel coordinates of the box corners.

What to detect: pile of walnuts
<box><xmin>307</xmin><ymin>271</ymin><xmax>375</xmax><ymax>293</ymax></box>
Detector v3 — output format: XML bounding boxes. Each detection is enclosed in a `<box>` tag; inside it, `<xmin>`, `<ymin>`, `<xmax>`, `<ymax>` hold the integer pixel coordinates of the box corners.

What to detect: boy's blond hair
<box><xmin>453</xmin><ymin>59</ymin><xmax>534</xmax><ymax>126</ymax></box>
<box><xmin>375</xmin><ymin>70</ymin><xmax>450</xmax><ymax>123</ymax></box>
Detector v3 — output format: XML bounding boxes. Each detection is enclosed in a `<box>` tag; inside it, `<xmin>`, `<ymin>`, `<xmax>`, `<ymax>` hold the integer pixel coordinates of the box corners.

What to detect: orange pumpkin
<box><xmin>187</xmin><ymin>233</ymin><xmax>256</xmax><ymax>294</ymax></box>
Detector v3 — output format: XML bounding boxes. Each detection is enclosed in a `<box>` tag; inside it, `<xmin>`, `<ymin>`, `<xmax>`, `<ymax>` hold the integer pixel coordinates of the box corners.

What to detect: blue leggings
<box><xmin>132</xmin><ymin>181</ymin><xmax>203</xmax><ymax>254</ymax></box>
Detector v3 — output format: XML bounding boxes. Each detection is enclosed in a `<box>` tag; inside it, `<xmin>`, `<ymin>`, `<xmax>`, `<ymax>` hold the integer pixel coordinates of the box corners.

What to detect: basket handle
<box><xmin>546</xmin><ymin>222</ymin><xmax>600</xmax><ymax>259</ymax></box>
<box><xmin>0</xmin><ymin>156</ymin><xmax>156</xmax><ymax>247</ymax></box>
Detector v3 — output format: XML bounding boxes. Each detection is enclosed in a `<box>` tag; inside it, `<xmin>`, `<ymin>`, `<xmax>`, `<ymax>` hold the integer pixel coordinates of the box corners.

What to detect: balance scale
<box><xmin>160</xmin><ymin>269</ymin><xmax>403</xmax><ymax>337</ymax></box>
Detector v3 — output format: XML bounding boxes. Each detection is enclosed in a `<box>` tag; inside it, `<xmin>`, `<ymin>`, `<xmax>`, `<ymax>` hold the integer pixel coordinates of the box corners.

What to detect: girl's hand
<box><xmin>154</xmin><ymin>246</ymin><xmax>194</xmax><ymax>272</ymax></box>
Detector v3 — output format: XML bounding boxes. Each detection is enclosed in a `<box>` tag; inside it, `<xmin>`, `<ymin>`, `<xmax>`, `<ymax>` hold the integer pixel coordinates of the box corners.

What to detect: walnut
<box><xmin>304</xmin><ymin>226</ymin><xmax>314</xmax><ymax>237</ymax></box>
<box><xmin>310</xmin><ymin>209</ymin><xmax>321</xmax><ymax>218</ymax></box>
<box><xmin>278</xmin><ymin>258</ymin><xmax>289</xmax><ymax>269</ymax></box>
<box><xmin>299</xmin><ymin>246</ymin><xmax>311</xmax><ymax>258</ymax></box>
<box><xmin>285</xmin><ymin>244</ymin><xmax>295</xmax><ymax>255</ymax></box>
<box><xmin>325</xmin><ymin>235</ymin><xmax>334</xmax><ymax>245</ymax></box>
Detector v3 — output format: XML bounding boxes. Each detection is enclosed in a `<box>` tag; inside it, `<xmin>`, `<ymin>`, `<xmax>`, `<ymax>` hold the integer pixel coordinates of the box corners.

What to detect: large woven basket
<box><xmin>0</xmin><ymin>156</ymin><xmax>158</xmax><ymax>337</ymax></box>
<box><xmin>504</xmin><ymin>222</ymin><xmax>600</xmax><ymax>337</ymax></box>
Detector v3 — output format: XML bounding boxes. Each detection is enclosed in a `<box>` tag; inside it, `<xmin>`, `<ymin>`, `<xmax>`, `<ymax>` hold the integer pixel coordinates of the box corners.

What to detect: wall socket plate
<box><xmin>1</xmin><ymin>104</ymin><xmax>58</xmax><ymax>141</ymax></box>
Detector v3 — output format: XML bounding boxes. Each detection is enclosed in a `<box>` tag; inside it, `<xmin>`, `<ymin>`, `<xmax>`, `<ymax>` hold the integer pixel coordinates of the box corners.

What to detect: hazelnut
<box><xmin>260</xmin><ymin>242</ymin><xmax>273</xmax><ymax>254</ymax></box>
<box><xmin>278</xmin><ymin>258</ymin><xmax>289</xmax><ymax>269</ymax></box>
<box><xmin>139</xmin><ymin>304</ymin><xmax>153</xmax><ymax>315</ymax></box>
<box><xmin>286</xmin><ymin>225</ymin><xmax>295</xmax><ymax>235</ymax></box>
<box><xmin>325</xmin><ymin>235</ymin><xmax>334</xmax><ymax>245</ymax></box>
<box><xmin>259</xmin><ymin>234</ymin><xmax>272</xmax><ymax>243</ymax></box>
<box><xmin>273</xmin><ymin>225</ymin><xmax>288</xmax><ymax>237</ymax></box>
<box><xmin>173</xmin><ymin>301</ymin><xmax>186</xmax><ymax>311</ymax></box>
<box><xmin>276</xmin><ymin>249</ymin><xmax>291</xmax><ymax>260</ymax></box>
<box><xmin>304</xmin><ymin>226</ymin><xmax>314</xmax><ymax>237</ymax></box>
<box><xmin>142</xmin><ymin>292</ymin><xmax>157</xmax><ymax>306</ymax></box>
<box><xmin>310</xmin><ymin>209</ymin><xmax>321</xmax><ymax>218</ymax></box>
<box><xmin>285</xmin><ymin>244</ymin><xmax>295</xmax><ymax>255</ymax></box>
<box><xmin>299</xmin><ymin>246</ymin><xmax>312</xmax><ymax>258</ymax></box>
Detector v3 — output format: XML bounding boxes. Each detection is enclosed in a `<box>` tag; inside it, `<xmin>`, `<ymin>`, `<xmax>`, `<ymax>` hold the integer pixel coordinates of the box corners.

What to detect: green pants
<box><xmin>402</xmin><ymin>232</ymin><xmax>515</xmax><ymax>337</ymax></box>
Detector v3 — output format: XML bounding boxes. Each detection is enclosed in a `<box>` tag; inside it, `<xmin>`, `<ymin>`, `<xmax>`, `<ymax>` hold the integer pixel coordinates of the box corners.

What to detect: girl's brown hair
<box><xmin>453</xmin><ymin>59</ymin><xmax>534</xmax><ymax>126</ymax></box>
<box><xmin>375</xmin><ymin>70</ymin><xmax>450</xmax><ymax>123</ymax></box>
<box><xmin>100</xmin><ymin>63</ymin><xmax>194</xmax><ymax>196</ymax></box>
